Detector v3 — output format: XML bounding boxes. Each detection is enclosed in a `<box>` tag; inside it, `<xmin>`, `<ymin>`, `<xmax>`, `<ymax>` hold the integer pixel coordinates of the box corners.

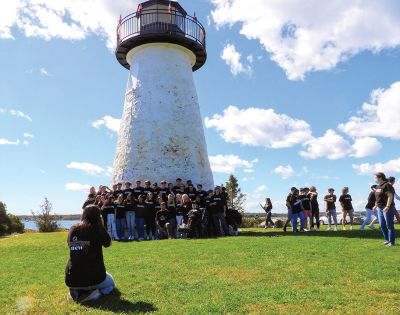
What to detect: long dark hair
<box><xmin>80</xmin><ymin>205</ymin><xmax>102</xmax><ymax>229</ymax></box>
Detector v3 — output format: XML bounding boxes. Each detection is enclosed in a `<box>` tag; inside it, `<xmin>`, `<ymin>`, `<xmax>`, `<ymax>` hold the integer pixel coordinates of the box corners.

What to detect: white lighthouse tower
<box><xmin>113</xmin><ymin>0</ymin><xmax>214</xmax><ymax>189</ymax></box>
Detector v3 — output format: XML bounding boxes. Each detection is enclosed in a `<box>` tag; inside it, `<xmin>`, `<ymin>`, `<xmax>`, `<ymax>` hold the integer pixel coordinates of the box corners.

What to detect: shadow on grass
<box><xmin>83</xmin><ymin>289</ymin><xmax>157</xmax><ymax>314</ymax></box>
<box><xmin>239</xmin><ymin>229</ymin><xmax>386</xmax><ymax>240</ymax></box>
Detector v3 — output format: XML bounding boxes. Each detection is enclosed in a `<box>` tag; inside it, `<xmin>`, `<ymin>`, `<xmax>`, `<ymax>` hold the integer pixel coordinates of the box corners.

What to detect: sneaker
<box><xmin>114</xmin><ymin>237</ymin><xmax>120</xmax><ymax>241</ymax></box>
<box><xmin>68</xmin><ymin>289</ymin><xmax>81</xmax><ymax>302</ymax></box>
<box><xmin>350</xmin><ymin>226</ymin><xmax>354</xmax><ymax>231</ymax></box>
<box><xmin>384</xmin><ymin>241</ymin><xmax>389</xmax><ymax>245</ymax></box>
<box><xmin>283</xmin><ymin>226</ymin><xmax>287</xmax><ymax>232</ymax></box>
<box><xmin>138</xmin><ymin>238</ymin><xmax>144</xmax><ymax>241</ymax></box>
<box><xmin>310</xmin><ymin>227</ymin><xmax>315</xmax><ymax>231</ymax></box>
<box><xmin>386</xmin><ymin>243</ymin><xmax>394</xmax><ymax>247</ymax></box>
<box><xmin>368</xmin><ymin>224</ymin><xmax>376</xmax><ymax>230</ymax></box>
<box><xmin>342</xmin><ymin>226</ymin><xmax>346</xmax><ymax>231</ymax></box>
<box><xmin>316</xmin><ymin>228</ymin><xmax>320</xmax><ymax>232</ymax></box>
<box><xmin>359</xmin><ymin>227</ymin><xmax>365</xmax><ymax>231</ymax></box>
<box><xmin>334</xmin><ymin>227</ymin><xmax>338</xmax><ymax>231</ymax></box>
<box><xmin>79</xmin><ymin>289</ymin><xmax>102</xmax><ymax>303</ymax></box>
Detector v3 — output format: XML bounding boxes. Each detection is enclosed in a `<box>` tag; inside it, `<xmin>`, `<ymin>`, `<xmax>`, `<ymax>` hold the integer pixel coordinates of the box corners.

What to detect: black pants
<box><xmin>311</xmin><ymin>209</ymin><xmax>320</xmax><ymax>228</ymax></box>
<box><xmin>265</xmin><ymin>212</ymin><xmax>274</xmax><ymax>227</ymax></box>
<box><xmin>145</xmin><ymin>217</ymin><xmax>157</xmax><ymax>237</ymax></box>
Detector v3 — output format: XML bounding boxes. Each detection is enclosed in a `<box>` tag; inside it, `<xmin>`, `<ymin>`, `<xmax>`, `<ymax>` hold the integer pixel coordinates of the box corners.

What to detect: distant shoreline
<box><xmin>17</xmin><ymin>211</ymin><xmax>366</xmax><ymax>221</ymax></box>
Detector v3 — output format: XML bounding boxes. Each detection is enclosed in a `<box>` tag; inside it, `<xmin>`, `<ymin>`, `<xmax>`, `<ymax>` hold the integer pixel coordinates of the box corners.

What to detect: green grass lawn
<box><xmin>1</xmin><ymin>227</ymin><xmax>399</xmax><ymax>315</ymax></box>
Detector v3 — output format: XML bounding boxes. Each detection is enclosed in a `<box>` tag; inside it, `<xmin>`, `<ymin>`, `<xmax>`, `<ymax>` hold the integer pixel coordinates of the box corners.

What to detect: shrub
<box><xmin>31</xmin><ymin>198</ymin><xmax>60</xmax><ymax>232</ymax></box>
<box><xmin>240</xmin><ymin>216</ymin><xmax>265</xmax><ymax>228</ymax></box>
<box><xmin>8</xmin><ymin>214</ymin><xmax>25</xmax><ymax>234</ymax></box>
<box><xmin>0</xmin><ymin>201</ymin><xmax>24</xmax><ymax>236</ymax></box>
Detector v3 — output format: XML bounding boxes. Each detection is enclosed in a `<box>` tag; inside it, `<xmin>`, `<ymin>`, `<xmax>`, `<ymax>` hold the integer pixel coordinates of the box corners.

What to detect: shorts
<box><xmin>303</xmin><ymin>210</ymin><xmax>312</xmax><ymax>218</ymax></box>
<box><xmin>343</xmin><ymin>209</ymin><xmax>354</xmax><ymax>215</ymax></box>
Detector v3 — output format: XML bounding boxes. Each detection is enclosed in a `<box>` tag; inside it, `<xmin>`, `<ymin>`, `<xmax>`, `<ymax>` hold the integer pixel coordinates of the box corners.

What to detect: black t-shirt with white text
<box><xmin>65</xmin><ymin>224</ymin><xmax>111</xmax><ymax>288</ymax></box>
<box><xmin>339</xmin><ymin>194</ymin><xmax>353</xmax><ymax>211</ymax></box>
<box><xmin>324</xmin><ymin>194</ymin><xmax>337</xmax><ymax>210</ymax></box>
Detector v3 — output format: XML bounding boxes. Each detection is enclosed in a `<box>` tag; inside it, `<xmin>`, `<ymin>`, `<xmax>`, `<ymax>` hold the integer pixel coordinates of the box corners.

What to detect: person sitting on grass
<box><xmin>156</xmin><ymin>202</ymin><xmax>174</xmax><ymax>239</ymax></box>
<box><xmin>66</xmin><ymin>205</ymin><xmax>115</xmax><ymax>303</ymax></box>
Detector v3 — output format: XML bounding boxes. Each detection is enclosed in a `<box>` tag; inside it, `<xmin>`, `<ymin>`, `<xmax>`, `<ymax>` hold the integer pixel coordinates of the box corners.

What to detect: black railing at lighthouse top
<box><xmin>115</xmin><ymin>8</ymin><xmax>207</xmax><ymax>71</ymax></box>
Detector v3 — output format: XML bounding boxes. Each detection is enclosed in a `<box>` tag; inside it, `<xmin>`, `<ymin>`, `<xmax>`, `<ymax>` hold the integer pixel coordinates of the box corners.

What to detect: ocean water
<box><xmin>23</xmin><ymin>220</ymin><xmax>80</xmax><ymax>231</ymax></box>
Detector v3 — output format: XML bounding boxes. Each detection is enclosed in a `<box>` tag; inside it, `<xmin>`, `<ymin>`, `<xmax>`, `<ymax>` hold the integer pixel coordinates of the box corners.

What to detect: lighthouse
<box><xmin>113</xmin><ymin>0</ymin><xmax>214</xmax><ymax>189</ymax></box>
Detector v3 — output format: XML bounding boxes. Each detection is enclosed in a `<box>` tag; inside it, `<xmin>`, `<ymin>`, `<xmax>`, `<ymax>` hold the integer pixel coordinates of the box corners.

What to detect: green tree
<box><xmin>0</xmin><ymin>202</ymin><xmax>24</xmax><ymax>236</ymax></box>
<box><xmin>225</xmin><ymin>174</ymin><xmax>246</xmax><ymax>212</ymax></box>
<box><xmin>32</xmin><ymin>198</ymin><xmax>59</xmax><ymax>232</ymax></box>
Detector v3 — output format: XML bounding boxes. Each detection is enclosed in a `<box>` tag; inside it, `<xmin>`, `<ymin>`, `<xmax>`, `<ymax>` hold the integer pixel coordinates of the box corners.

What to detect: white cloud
<box><xmin>300</xmin><ymin>130</ymin><xmax>382</xmax><ymax>160</ymax></box>
<box><xmin>67</xmin><ymin>162</ymin><xmax>111</xmax><ymax>176</ymax></box>
<box><xmin>353</xmin><ymin>157</ymin><xmax>400</xmax><ymax>176</ymax></box>
<box><xmin>209</xmin><ymin>154</ymin><xmax>257</xmax><ymax>174</ymax></box>
<box><xmin>339</xmin><ymin>82</ymin><xmax>400</xmax><ymax>139</ymax></box>
<box><xmin>40</xmin><ymin>67</ymin><xmax>50</xmax><ymax>76</ymax></box>
<box><xmin>92</xmin><ymin>115</ymin><xmax>121</xmax><ymax>133</ymax></box>
<box><xmin>65</xmin><ymin>182</ymin><xmax>92</xmax><ymax>193</ymax></box>
<box><xmin>24</xmin><ymin>133</ymin><xmax>34</xmax><ymax>138</ymax></box>
<box><xmin>211</xmin><ymin>0</ymin><xmax>400</xmax><ymax>80</ymax></box>
<box><xmin>0</xmin><ymin>0</ymin><xmax>139</xmax><ymax>49</ymax></box>
<box><xmin>205</xmin><ymin>105</ymin><xmax>312</xmax><ymax>149</ymax></box>
<box><xmin>273</xmin><ymin>165</ymin><xmax>295</xmax><ymax>180</ymax></box>
<box><xmin>0</xmin><ymin>138</ymin><xmax>20</xmax><ymax>145</ymax></box>
<box><xmin>351</xmin><ymin>137</ymin><xmax>382</xmax><ymax>158</ymax></box>
<box><xmin>221</xmin><ymin>43</ymin><xmax>252</xmax><ymax>76</ymax></box>
<box><xmin>9</xmin><ymin>109</ymin><xmax>32</xmax><ymax>121</ymax></box>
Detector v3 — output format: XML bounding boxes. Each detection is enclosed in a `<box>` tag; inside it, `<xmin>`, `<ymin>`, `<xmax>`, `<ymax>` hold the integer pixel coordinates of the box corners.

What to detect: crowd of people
<box><xmin>65</xmin><ymin>172</ymin><xmax>398</xmax><ymax>302</ymax></box>
<box><xmin>81</xmin><ymin>178</ymin><xmax>242</xmax><ymax>241</ymax></box>
<box><xmin>261</xmin><ymin>173</ymin><xmax>398</xmax><ymax>247</ymax></box>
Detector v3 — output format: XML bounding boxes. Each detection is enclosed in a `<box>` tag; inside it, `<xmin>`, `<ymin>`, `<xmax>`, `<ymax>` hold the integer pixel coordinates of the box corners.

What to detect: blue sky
<box><xmin>1</xmin><ymin>0</ymin><xmax>400</xmax><ymax>214</ymax></box>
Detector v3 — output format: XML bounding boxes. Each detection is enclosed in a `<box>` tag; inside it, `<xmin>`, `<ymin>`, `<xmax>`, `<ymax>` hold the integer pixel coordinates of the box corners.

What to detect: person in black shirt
<box><xmin>133</xmin><ymin>180</ymin><xmax>144</xmax><ymax>201</ymax></box>
<box><xmin>157</xmin><ymin>181</ymin><xmax>169</xmax><ymax>202</ymax></box>
<box><xmin>125</xmin><ymin>193</ymin><xmax>136</xmax><ymax>241</ymax></box>
<box><xmin>374</xmin><ymin>172</ymin><xmax>395</xmax><ymax>246</ymax></box>
<box><xmin>114</xmin><ymin>194</ymin><xmax>126</xmax><ymax>241</ymax></box>
<box><xmin>309</xmin><ymin>186</ymin><xmax>320</xmax><ymax>231</ymax></box>
<box><xmin>186</xmin><ymin>184</ymin><xmax>197</xmax><ymax>201</ymax></box>
<box><xmin>339</xmin><ymin>187</ymin><xmax>354</xmax><ymax>230</ymax></box>
<box><xmin>283</xmin><ymin>187</ymin><xmax>296</xmax><ymax>232</ymax></box>
<box><xmin>145</xmin><ymin>194</ymin><xmax>158</xmax><ymax>240</ymax></box>
<box><xmin>324</xmin><ymin>188</ymin><xmax>338</xmax><ymax>231</ymax></box>
<box><xmin>261</xmin><ymin>197</ymin><xmax>275</xmax><ymax>228</ymax></box>
<box><xmin>101</xmin><ymin>195</ymin><xmax>118</xmax><ymax>240</ymax></box>
<box><xmin>289</xmin><ymin>188</ymin><xmax>306</xmax><ymax>233</ymax></box>
<box><xmin>196</xmin><ymin>184</ymin><xmax>207</xmax><ymax>205</ymax></box>
<box><xmin>143</xmin><ymin>180</ymin><xmax>154</xmax><ymax>197</ymax></box>
<box><xmin>123</xmin><ymin>182</ymin><xmax>134</xmax><ymax>199</ymax></box>
<box><xmin>301</xmin><ymin>187</ymin><xmax>312</xmax><ymax>230</ymax></box>
<box><xmin>226</xmin><ymin>208</ymin><xmax>242</xmax><ymax>236</ymax></box>
<box><xmin>388</xmin><ymin>177</ymin><xmax>400</xmax><ymax>223</ymax></box>
<box><xmin>135</xmin><ymin>195</ymin><xmax>147</xmax><ymax>241</ymax></box>
<box><xmin>113</xmin><ymin>183</ymin><xmax>123</xmax><ymax>198</ymax></box>
<box><xmin>360</xmin><ymin>185</ymin><xmax>378</xmax><ymax>231</ymax></box>
<box><xmin>167</xmin><ymin>183</ymin><xmax>174</xmax><ymax>195</ymax></box>
<box><xmin>66</xmin><ymin>205</ymin><xmax>115</xmax><ymax>302</ymax></box>
<box><xmin>156</xmin><ymin>202</ymin><xmax>174</xmax><ymax>239</ymax></box>
<box><xmin>173</xmin><ymin>178</ymin><xmax>183</xmax><ymax>195</ymax></box>
<box><xmin>211</xmin><ymin>187</ymin><xmax>229</xmax><ymax>236</ymax></box>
